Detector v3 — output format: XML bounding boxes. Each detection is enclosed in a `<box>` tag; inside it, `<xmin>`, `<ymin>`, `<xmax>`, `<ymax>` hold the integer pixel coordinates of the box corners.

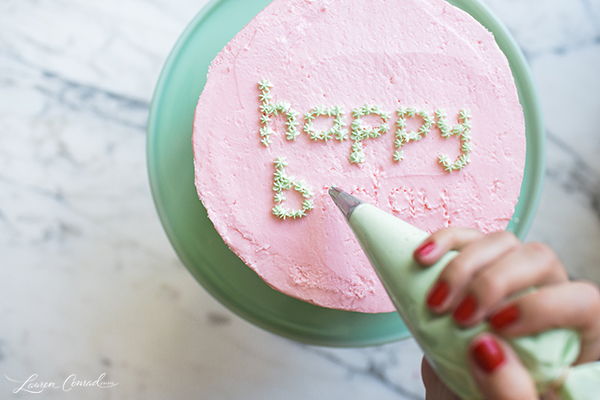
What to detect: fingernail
<box><xmin>426</xmin><ymin>281</ymin><xmax>449</xmax><ymax>309</ymax></box>
<box><xmin>453</xmin><ymin>294</ymin><xmax>477</xmax><ymax>323</ymax></box>
<box><xmin>489</xmin><ymin>304</ymin><xmax>520</xmax><ymax>330</ymax></box>
<box><xmin>471</xmin><ymin>336</ymin><xmax>505</xmax><ymax>373</ymax></box>
<box><xmin>415</xmin><ymin>241</ymin><xmax>435</xmax><ymax>258</ymax></box>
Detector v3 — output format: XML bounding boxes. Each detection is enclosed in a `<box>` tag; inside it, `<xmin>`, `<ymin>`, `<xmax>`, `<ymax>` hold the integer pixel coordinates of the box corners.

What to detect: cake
<box><xmin>192</xmin><ymin>0</ymin><xmax>526</xmax><ymax>313</ymax></box>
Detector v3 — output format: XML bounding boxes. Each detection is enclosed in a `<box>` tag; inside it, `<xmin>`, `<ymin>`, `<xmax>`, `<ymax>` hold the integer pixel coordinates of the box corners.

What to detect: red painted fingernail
<box><xmin>489</xmin><ymin>304</ymin><xmax>520</xmax><ymax>330</ymax></box>
<box><xmin>471</xmin><ymin>336</ymin><xmax>505</xmax><ymax>373</ymax></box>
<box><xmin>427</xmin><ymin>281</ymin><xmax>449</xmax><ymax>308</ymax></box>
<box><xmin>415</xmin><ymin>241</ymin><xmax>435</xmax><ymax>258</ymax></box>
<box><xmin>453</xmin><ymin>294</ymin><xmax>477</xmax><ymax>323</ymax></box>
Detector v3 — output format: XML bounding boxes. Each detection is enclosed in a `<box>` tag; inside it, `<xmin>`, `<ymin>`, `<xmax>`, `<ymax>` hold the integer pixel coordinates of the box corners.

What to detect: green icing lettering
<box><xmin>271</xmin><ymin>157</ymin><xmax>314</xmax><ymax>220</ymax></box>
<box><xmin>435</xmin><ymin>109</ymin><xmax>472</xmax><ymax>172</ymax></box>
<box><xmin>394</xmin><ymin>107</ymin><xmax>434</xmax><ymax>162</ymax></box>
<box><xmin>304</xmin><ymin>105</ymin><xmax>348</xmax><ymax>142</ymax></box>
<box><xmin>349</xmin><ymin>104</ymin><xmax>391</xmax><ymax>164</ymax></box>
<box><xmin>258</xmin><ymin>79</ymin><xmax>300</xmax><ymax>146</ymax></box>
<box><xmin>257</xmin><ymin>79</ymin><xmax>474</xmax><ymax>219</ymax></box>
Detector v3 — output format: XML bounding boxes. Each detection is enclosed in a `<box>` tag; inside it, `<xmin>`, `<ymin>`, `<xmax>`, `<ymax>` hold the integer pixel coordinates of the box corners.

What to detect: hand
<box><xmin>414</xmin><ymin>228</ymin><xmax>600</xmax><ymax>400</ymax></box>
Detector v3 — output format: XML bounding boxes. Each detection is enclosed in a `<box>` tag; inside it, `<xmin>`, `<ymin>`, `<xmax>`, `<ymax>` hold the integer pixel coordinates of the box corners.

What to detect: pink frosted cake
<box><xmin>193</xmin><ymin>0</ymin><xmax>526</xmax><ymax>313</ymax></box>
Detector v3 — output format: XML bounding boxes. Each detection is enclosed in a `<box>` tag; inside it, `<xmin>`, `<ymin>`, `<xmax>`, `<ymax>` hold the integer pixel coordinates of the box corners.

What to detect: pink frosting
<box><xmin>193</xmin><ymin>0</ymin><xmax>526</xmax><ymax>313</ymax></box>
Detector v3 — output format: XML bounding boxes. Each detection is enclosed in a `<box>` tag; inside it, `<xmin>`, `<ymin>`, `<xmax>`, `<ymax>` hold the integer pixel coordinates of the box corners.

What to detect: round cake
<box><xmin>192</xmin><ymin>0</ymin><xmax>526</xmax><ymax>313</ymax></box>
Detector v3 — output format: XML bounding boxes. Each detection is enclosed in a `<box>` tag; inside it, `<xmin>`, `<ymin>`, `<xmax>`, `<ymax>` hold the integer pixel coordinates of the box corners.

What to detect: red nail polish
<box><xmin>427</xmin><ymin>281</ymin><xmax>449</xmax><ymax>308</ymax></box>
<box><xmin>490</xmin><ymin>304</ymin><xmax>520</xmax><ymax>330</ymax></box>
<box><xmin>415</xmin><ymin>241</ymin><xmax>435</xmax><ymax>258</ymax></box>
<box><xmin>453</xmin><ymin>294</ymin><xmax>477</xmax><ymax>323</ymax></box>
<box><xmin>471</xmin><ymin>336</ymin><xmax>505</xmax><ymax>373</ymax></box>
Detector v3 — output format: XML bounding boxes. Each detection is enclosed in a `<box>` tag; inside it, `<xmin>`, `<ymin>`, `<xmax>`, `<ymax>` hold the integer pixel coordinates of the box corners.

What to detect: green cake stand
<box><xmin>147</xmin><ymin>0</ymin><xmax>545</xmax><ymax>347</ymax></box>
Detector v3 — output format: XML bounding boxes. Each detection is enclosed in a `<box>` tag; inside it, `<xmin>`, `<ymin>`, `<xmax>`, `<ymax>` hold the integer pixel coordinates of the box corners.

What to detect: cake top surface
<box><xmin>193</xmin><ymin>0</ymin><xmax>526</xmax><ymax>313</ymax></box>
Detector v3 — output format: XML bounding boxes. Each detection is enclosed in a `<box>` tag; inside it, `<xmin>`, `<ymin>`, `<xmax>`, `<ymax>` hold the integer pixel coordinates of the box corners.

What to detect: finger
<box><xmin>452</xmin><ymin>242</ymin><xmax>569</xmax><ymax>326</ymax></box>
<box><xmin>421</xmin><ymin>357</ymin><xmax>461</xmax><ymax>400</ymax></box>
<box><xmin>414</xmin><ymin>227</ymin><xmax>484</xmax><ymax>266</ymax></box>
<box><xmin>469</xmin><ymin>333</ymin><xmax>538</xmax><ymax>400</ymax></box>
<box><xmin>425</xmin><ymin>231</ymin><xmax>520</xmax><ymax>313</ymax></box>
<box><xmin>489</xmin><ymin>280</ymin><xmax>600</xmax><ymax>364</ymax></box>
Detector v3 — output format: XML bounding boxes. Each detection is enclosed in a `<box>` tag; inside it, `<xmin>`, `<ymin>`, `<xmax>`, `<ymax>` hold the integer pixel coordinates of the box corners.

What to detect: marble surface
<box><xmin>1</xmin><ymin>0</ymin><xmax>599</xmax><ymax>398</ymax></box>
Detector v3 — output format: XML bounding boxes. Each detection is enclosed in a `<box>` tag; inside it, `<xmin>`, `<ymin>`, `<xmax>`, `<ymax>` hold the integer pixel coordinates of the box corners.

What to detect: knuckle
<box><xmin>431</xmin><ymin>227</ymin><xmax>480</xmax><ymax>245</ymax></box>
<box><xmin>531</xmin><ymin>290</ymin><xmax>563</xmax><ymax>328</ymax></box>
<box><xmin>572</xmin><ymin>281</ymin><xmax>600</xmax><ymax>336</ymax></box>
<box><xmin>577</xmin><ymin>280</ymin><xmax>600</xmax><ymax>313</ymax></box>
<box><xmin>491</xmin><ymin>230</ymin><xmax>520</xmax><ymax>247</ymax></box>
<box><xmin>443</xmin><ymin>256</ymin><xmax>473</xmax><ymax>283</ymax></box>
<box><xmin>525</xmin><ymin>242</ymin><xmax>567</xmax><ymax>280</ymax></box>
<box><xmin>525</xmin><ymin>241</ymin><xmax>557</xmax><ymax>262</ymax></box>
<box><xmin>472</xmin><ymin>272</ymin><xmax>505</xmax><ymax>306</ymax></box>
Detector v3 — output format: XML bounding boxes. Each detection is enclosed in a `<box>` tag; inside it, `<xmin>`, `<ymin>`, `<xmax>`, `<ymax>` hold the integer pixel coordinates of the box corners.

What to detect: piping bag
<box><xmin>329</xmin><ymin>186</ymin><xmax>600</xmax><ymax>400</ymax></box>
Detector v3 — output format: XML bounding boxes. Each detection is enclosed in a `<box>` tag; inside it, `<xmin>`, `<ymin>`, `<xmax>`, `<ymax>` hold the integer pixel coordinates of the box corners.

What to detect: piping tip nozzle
<box><xmin>328</xmin><ymin>186</ymin><xmax>363</xmax><ymax>220</ymax></box>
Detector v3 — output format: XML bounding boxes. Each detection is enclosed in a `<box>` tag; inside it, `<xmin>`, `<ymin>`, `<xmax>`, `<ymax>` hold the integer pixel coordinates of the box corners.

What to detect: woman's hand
<box><xmin>414</xmin><ymin>228</ymin><xmax>600</xmax><ymax>400</ymax></box>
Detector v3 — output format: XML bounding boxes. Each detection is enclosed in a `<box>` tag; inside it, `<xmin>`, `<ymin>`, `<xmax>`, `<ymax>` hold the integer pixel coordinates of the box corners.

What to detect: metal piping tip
<box><xmin>328</xmin><ymin>186</ymin><xmax>363</xmax><ymax>220</ymax></box>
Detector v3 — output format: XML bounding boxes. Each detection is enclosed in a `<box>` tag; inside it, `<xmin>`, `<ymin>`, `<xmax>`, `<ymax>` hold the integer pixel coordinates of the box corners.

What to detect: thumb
<box><xmin>468</xmin><ymin>333</ymin><xmax>539</xmax><ymax>400</ymax></box>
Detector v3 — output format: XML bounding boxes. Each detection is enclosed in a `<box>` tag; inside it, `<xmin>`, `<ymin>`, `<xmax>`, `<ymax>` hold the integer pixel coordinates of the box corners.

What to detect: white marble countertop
<box><xmin>1</xmin><ymin>0</ymin><xmax>599</xmax><ymax>399</ymax></box>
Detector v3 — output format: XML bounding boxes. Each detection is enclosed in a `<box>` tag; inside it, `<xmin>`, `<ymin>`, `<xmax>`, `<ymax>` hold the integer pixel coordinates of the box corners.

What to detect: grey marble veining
<box><xmin>1</xmin><ymin>0</ymin><xmax>599</xmax><ymax>399</ymax></box>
